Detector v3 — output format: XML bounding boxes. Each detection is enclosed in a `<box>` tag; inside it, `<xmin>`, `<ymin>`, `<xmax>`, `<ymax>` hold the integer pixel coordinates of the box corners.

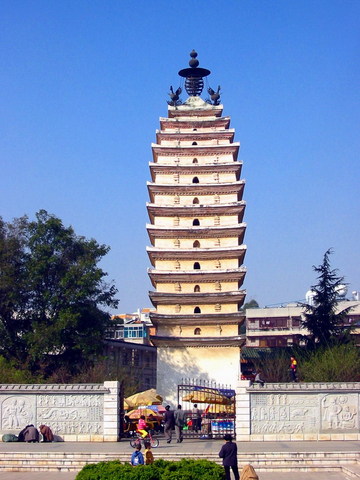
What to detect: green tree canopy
<box><xmin>0</xmin><ymin>210</ymin><xmax>118</xmax><ymax>379</ymax></box>
<box><xmin>301</xmin><ymin>248</ymin><xmax>352</xmax><ymax>349</ymax></box>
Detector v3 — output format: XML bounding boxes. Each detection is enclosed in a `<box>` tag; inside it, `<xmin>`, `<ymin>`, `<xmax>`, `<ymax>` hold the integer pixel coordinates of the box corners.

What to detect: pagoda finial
<box><xmin>178</xmin><ymin>50</ymin><xmax>211</xmax><ymax>96</ymax></box>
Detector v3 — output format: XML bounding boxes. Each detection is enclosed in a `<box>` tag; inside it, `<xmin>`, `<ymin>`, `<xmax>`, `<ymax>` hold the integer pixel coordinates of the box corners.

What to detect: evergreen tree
<box><xmin>301</xmin><ymin>249</ymin><xmax>352</xmax><ymax>348</ymax></box>
<box><xmin>0</xmin><ymin>210</ymin><xmax>118</xmax><ymax>379</ymax></box>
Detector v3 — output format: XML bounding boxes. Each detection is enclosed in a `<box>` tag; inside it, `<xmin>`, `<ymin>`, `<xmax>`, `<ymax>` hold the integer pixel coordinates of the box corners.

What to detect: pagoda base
<box><xmin>155</xmin><ymin>344</ymin><xmax>241</xmax><ymax>405</ymax></box>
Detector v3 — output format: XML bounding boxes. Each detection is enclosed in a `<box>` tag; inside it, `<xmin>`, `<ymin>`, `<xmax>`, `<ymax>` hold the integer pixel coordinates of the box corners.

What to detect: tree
<box><xmin>242</xmin><ymin>299</ymin><xmax>259</xmax><ymax>310</ymax></box>
<box><xmin>0</xmin><ymin>210</ymin><xmax>119</xmax><ymax>379</ymax></box>
<box><xmin>301</xmin><ymin>248</ymin><xmax>352</xmax><ymax>348</ymax></box>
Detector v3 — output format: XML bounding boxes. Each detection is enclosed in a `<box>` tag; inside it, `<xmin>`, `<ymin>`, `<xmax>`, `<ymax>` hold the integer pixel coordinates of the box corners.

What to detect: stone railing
<box><xmin>235</xmin><ymin>380</ymin><xmax>360</xmax><ymax>441</ymax></box>
<box><xmin>0</xmin><ymin>381</ymin><xmax>120</xmax><ymax>442</ymax></box>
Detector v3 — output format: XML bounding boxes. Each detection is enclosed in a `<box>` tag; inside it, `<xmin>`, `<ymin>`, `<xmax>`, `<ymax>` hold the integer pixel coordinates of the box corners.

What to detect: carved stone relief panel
<box><xmin>37</xmin><ymin>394</ymin><xmax>104</xmax><ymax>435</ymax></box>
<box><xmin>1</xmin><ymin>396</ymin><xmax>36</xmax><ymax>430</ymax></box>
<box><xmin>251</xmin><ymin>393</ymin><xmax>319</xmax><ymax>434</ymax></box>
<box><xmin>251</xmin><ymin>392</ymin><xmax>360</xmax><ymax>435</ymax></box>
<box><xmin>320</xmin><ymin>394</ymin><xmax>358</xmax><ymax>432</ymax></box>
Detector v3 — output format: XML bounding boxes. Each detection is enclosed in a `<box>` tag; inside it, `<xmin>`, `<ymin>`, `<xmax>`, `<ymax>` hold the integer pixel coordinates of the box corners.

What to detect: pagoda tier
<box><xmin>147</xmin><ymin>182</ymin><xmax>245</xmax><ymax>203</ymax></box>
<box><xmin>146</xmin><ymin>202</ymin><xmax>245</xmax><ymax>223</ymax></box>
<box><xmin>168</xmin><ymin>106</ymin><xmax>223</xmax><ymax>117</ymax></box>
<box><xmin>148</xmin><ymin>268</ymin><xmax>246</xmax><ymax>287</ymax></box>
<box><xmin>147</xmin><ymin>245</ymin><xmax>246</xmax><ymax>264</ymax></box>
<box><xmin>156</xmin><ymin>130</ymin><xmax>235</xmax><ymax>143</ymax></box>
<box><xmin>160</xmin><ymin>117</ymin><xmax>230</xmax><ymax>131</ymax></box>
<box><xmin>148</xmin><ymin>290</ymin><xmax>246</xmax><ymax>306</ymax></box>
<box><xmin>151</xmin><ymin>144</ymin><xmax>240</xmax><ymax>162</ymax></box>
<box><xmin>149</xmin><ymin>162</ymin><xmax>242</xmax><ymax>180</ymax></box>
<box><xmin>150</xmin><ymin>335</ymin><xmax>246</xmax><ymax>348</ymax></box>
<box><xmin>150</xmin><ymin>312</ymin><xmax>245</xmax><ymax>327</ymax></box>
<box><xmin>147</xmin><ymin>224</ymin><xmax>246</xmax><ymax>243</ymax></box>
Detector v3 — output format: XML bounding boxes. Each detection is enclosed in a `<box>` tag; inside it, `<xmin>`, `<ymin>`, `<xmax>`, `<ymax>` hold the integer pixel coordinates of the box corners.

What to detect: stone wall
<box><xmin>236</xmin><ymin>380</ymin><xmax>360</xmax><ymax>441</ymax></box>
<box><xmin>0</xmin><ymin>381</ymin><xmax>120</xmax><ymax>442</ymax></box>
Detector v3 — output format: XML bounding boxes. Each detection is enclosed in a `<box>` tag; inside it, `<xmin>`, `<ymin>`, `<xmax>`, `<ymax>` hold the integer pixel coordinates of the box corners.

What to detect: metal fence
<box><xmin>177</xmin><ymin>378</ymin><xmax>236</xmax><ymax>439</ymax></box>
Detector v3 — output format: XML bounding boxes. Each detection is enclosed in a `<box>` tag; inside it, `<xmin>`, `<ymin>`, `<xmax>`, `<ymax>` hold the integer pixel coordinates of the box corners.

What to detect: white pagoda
<box><xmin>146</xmin><ymin>51</ymin><xmax>247</xmax><ymax>400</ymax></box>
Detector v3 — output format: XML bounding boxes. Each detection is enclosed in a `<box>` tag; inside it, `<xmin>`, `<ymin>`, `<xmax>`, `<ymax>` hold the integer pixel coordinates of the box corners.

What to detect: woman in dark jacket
<box><xmin>219</xmin><ymin>434</ymin><xmax>239</xmax><ymax>480</ymax></box>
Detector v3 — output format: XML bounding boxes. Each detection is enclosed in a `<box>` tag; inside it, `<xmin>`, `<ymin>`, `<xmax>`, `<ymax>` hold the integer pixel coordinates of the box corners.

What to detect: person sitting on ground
<box><xmin>39</xmin><ymin>424</ymin><xmax>54</xmax><ymax>442</ymax></box>
<box><xmin>23</xmin><ymin>424</ymin><xmax>40</xmax><ymax>443</ymax></box>
<box><xmin>137</xmin><ymin>415</ymin><xmax>148</xmax><ymax>438</ymax></box>
<box><xmin>131</xmin><ymin>444</ymin><xmax>144</xmax><ymax>466</ymax></box>
<box><xmin>144</xmin><ymin>440</ymin><xmax>154</xmax><ymax>465</ymax></box>
<box><xmin>254</xmin><ymin>370</ymin><xmax>265</xmax><ymax>386</ymax></box>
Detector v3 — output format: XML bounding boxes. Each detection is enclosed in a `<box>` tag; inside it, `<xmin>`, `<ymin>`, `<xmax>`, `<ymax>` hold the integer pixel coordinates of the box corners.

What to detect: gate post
<box><xmin>235</xmin><ymin>380</ymin><xmax>251</xmax><ymax>441</ymax></box>
<box><xmin>103</xmin><ymin>381</ymin><xmax>120</xmax><ymax>442</ymax></box>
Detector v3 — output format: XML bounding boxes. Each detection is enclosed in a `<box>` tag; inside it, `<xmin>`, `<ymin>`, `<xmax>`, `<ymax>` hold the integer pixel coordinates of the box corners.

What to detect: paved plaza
<box><xmin>0</xmin><ymin>440</ymin><xmax>358</xmax><ymax>479</ymax></box>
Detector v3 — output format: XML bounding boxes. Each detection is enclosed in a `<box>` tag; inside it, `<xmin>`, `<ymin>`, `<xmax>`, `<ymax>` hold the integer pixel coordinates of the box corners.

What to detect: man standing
<box><xmin>192</xmin><ymin>403</ymin><xmax>202</xmax><ymax>432</ymax></box>
<box><xmin>163</xmin><ymin>405</ymin><xmax>175</xmax><ymax>444</ymax></box>
<box><xmin>174</xmin><ymin>404</ymin><xmax>186</xmax><ymax>443</ymax></box>
<box><xmin>219</xmin><ymin>434</ymin><xmax>239</xmax><ymax>480</ymax></box>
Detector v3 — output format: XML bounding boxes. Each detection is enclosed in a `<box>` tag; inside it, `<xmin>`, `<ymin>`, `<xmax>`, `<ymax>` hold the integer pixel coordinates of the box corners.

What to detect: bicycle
<box><xmin>129</xmin><ymin>429</ymin><xmax>159</xmax><ymax>448</ymax></box>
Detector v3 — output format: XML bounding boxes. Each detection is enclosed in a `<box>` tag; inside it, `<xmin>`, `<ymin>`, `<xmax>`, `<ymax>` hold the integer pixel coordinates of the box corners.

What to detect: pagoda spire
<box><xmin>178</xmin><ymin>50</ymin><xmax>211</xmax><ymax>96</ymax></box>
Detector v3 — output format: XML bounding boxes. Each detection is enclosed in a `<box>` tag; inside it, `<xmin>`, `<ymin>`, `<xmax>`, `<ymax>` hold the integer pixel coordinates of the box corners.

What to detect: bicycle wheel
<box><xmin>150</xmin><ymin>437</ymin><xmax>159</xmax><ymax>448</ymax></box>
<box><xmin>130</xmin><ymin>438</ymin><xmax>141</xmax><ymax>448</ymax></box>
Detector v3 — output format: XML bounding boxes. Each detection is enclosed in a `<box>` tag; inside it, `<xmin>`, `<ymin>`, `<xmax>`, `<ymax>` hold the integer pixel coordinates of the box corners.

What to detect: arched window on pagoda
<box><xmin>214</xmin><ymin>216</ymin><xmax>220</xmax><ymax>226</ymax></box>
<box><xmin>194</xmin><ymin>328</ymin><xmax>201</xmax><ymax>335</ymax></box>
<box><xmin>174</xmin><ymin>260</ymin><xmax>181</xmax><ymax>270</ymax></box>
<box><xmin>193</xmin><ymin>240</ymin><xmax>200</xmax><ymax>248</ymax></box>
<box><xmin>194</xmin><ymin>306</ymin><xmax>201</xmax><ymax>313</ymax></box>
<box><xmin>193</xmin><ymin>158</ymin><xmax>198</xmax><ymax>163</ymax></box>
<box><xmin>214</xmin><ymin>195</ymin><xmax>220</xmax><ymax>204</ymax></box>
<box><xmin>192</xmin><ymin>142</ymin><xmax>198</xmax><ymax>145</ymax></box>
<box><xmin>194</xmin><ymin>262</ymin><xmax>200</xmax><ymax>270</ymax></box>
<box><xmin>193</xmin><ymin>197</ymin><xmax>199</xmax><ymax>204</ymax></box>
<box><xmin>194</xmin><ymin>285</ymin><xmax>200</xmax><ymax>292</ymax></box>
<box><xmin>175</xmin><ymin>283</ymin><xmax>182</xmax><ymax>292</ymax></box>
<box><xmin>174</xmin><ymin>195</ymin><xmax>180</xmax><ymax>204</ymax></box>
<box><xmin>215</xmin><ymin>303</ymin><xmax>221</xmax><ymax>312</ymax></box>
<box><xmin>173</xmin><ymin>216</ymin><xmax>180</xmax><ymax>226</ymax></box>
<box><xmin>215</xmin><ymin>281</ymin><xmax>222</xmax><ymax>291</ymax></box>
<box><xmin>175</xmin><ymin>304</ymin><xmax>181</xmax><ymax>313</ymax></box>
<box><xmin>193</xmin><ymin>128</ymin><xmax>197</xmax><ymax>131</ymax></box>
<box><xmin>174</xmin><ymin>239</ymin><xmax>180</xmax><ymax>248</ymax></box>
<box><xmin>193</xmin><ymin>219</ymin><xmax>200</xmax><ymax>226</ymax></box>
<box><xmin>192</xmin><ymin>177</ymin><xmax>199</xmax><ymax>183</ymax></box>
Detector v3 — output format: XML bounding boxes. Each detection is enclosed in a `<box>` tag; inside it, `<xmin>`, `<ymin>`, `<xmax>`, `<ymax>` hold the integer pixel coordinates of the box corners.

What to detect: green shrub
<box><xmin>300</xmin><ymin>343</ymin><xmax>360</xmax><ymax>382</ymax></box>
<box><xmin>75</xmin><ymin>459</ymin><xmax>225</xmax><ymax>480</ymax></box>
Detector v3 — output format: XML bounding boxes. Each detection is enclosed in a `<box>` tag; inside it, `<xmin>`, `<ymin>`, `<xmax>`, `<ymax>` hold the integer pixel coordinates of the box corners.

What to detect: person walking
<box><xmin>290</xmin><ymin>356</ymin><xmax>298</xmax><ymax>382</ymax></box>
<box><xmin>219</xmin><ymin>433</ymin><xmax>240</xmax><ymax>480</ymax></box>
<box><xmin>163</xmin><ymin>405</ymin><xmax>175</xmax><ymax>444</ymax></box>
<box><xmin>174</xmin><ymin>404</ymin><xmax>186</xmax><ymax>443</ymax></box>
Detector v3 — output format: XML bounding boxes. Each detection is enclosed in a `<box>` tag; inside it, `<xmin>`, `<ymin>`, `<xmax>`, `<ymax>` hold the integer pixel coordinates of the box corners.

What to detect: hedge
<box><xmin>75</xmin><ymin>458</ymin><xmax>225</xmax><ymax>480</ymax></box>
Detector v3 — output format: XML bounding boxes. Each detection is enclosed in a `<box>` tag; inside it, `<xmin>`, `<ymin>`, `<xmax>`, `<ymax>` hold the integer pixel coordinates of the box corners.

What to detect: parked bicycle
<box><xmin>129</xmin><ymin>429</ymin><xmax>159</xmax><ymax>448</ymax></box>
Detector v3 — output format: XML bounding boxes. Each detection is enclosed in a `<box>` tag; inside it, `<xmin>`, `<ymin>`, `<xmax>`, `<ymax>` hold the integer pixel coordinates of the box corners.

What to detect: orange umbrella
<box><xmin>125</xmin><ymin>389</ymin><xmax>163</xmax><ymax>409</ymax></box>
<box><xmin>127</xmin><ymin>408</ymin><xmax>159</xmax><ymax>419</ymax></box>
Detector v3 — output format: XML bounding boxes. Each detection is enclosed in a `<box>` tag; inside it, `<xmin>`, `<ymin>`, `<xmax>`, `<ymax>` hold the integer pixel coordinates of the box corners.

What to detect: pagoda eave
<box><xmin>149</xmin><ymin>162</ymin><xmax>242</xmax><ymax>181</ymax></box>
<box><xmin>159</xmin><ymin>116</ymin><xmax>230</xmax><ymax>128</ymax></box>
<box><xmin>147</xmin><ymin>181</ymin><xmax>245</xmax><ymax>202</ymax></box>
<box><xmin>147</xmin><ymin>224</ymin><xmax>246</xmax><ymax>243</ymax></box>
<box><xmin>147</xmin><ymin>268</ymin><xmax>246</xmax><ymax>287</ymax></box>
<box><xmin>146</xmin><ymin>202</ymin><xmax>246</xmax><ymax>222</ymax></box>
<box><xmin>155</xmin><ymin>131</ymin><xmax>235</xmax><ymax>143</ymax></box>
<box><xmin>147</xmin><ymin>245</ymin><xmax>247</xmax><ymax>264</ymax></box>
<box><xmin>168</xmin><ymin>106</ymin><xmax>223</xmax><ymax>118</ymax></box>
<box><xmin>149</xmin><ymin>290</ymin><xmax>246</xmax><ymax>306</ymax></box>
<box><xmin>151</xmin><ymin>144</ymin><xmax>240</xmax><ymax>160</ymax></box>
<box><xmin>150</xmin><ymin>335</ymin><xmax>246</xmax><ymax>348</ymax></box>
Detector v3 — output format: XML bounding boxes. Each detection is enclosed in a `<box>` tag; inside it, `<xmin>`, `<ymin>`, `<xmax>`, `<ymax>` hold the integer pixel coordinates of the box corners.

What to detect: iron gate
<box><xmin>178</xmin><ymin>379</ymin><xmax>236</xmax><ymax>439</ymax></box>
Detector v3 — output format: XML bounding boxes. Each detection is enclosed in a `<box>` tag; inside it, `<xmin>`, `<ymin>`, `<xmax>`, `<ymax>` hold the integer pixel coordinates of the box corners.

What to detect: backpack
<box><xmin>2</xmin><ymin>434</ymin><xmax>18</xmax><ymax>442</ymax></box>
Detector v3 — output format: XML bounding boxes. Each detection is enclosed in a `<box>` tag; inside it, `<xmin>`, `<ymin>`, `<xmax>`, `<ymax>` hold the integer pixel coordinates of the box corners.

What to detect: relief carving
<box><xmin>1</xmin><ymin>397</ymin><xmax>34</xmax><ymax>430</ymax></box>
<box><xmin>321</xmin><ymin>394</ymin><xmax>358</xmax><ymax>432</ymax></box>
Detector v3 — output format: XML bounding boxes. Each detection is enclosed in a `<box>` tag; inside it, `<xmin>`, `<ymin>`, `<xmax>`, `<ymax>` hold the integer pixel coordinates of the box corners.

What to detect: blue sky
<box><xmin>1</xmin><ymin>0</ymin><xmax>359</xmax><ymax>313</ymax></box>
